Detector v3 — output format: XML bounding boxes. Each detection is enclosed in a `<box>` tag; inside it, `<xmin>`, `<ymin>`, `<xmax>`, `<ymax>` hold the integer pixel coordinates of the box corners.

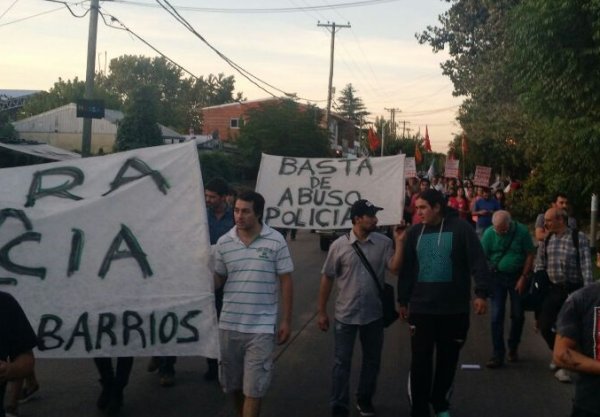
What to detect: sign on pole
<box><xmin>256</xmin><ymin>154</ymin><xmax>405</xmax><ymax>229</ymax></box>
<box><xmin>404</xmin><ymin>157</ymin><xmax>417</xmax><ymax>178</ymax></box>
<box><xmin>473</xmin><ymin>165</ymin><xmax>492</xmax><ymax>187</ymax></box>
<box><xmin>445</xmin><ymin>159</ymin><xmax>460</xmax><ymax>178</ymax></box>
<box><xmin>0</xmin><ymin>142</ymin><xmax>218</xmax><ymax>358</ymax></box>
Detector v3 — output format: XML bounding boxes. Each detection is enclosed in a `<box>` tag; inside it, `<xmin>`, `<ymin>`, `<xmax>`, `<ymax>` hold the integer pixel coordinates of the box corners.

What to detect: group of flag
<box><xmin>366</xmin><ymin>125</ymin><xmax>469</xmax><ymax>164</ymax></box>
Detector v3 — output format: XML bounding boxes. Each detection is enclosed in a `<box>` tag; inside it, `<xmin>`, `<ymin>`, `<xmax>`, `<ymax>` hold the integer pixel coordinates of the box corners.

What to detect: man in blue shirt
<box><xmin>473</xmin><ymin>187</ymin><xmax>500</xmax><ymax>237</ymax></box>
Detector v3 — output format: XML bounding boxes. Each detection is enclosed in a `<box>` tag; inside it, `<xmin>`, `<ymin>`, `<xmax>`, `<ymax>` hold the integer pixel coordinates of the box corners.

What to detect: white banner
<box><xmin>256</xmin><ymin>154</ymin><xmax>405</xmax><ymax>229</ymax></box>
<box><xmin>0</xmin><ymin>142</ymin><xmax>218</xmax><ymax>358</ymax></box>
<box><xmin>445</xmin><ymin>159</ymin><xmax>460</xmax><ymax>178</ymax></box>
<box><xmin>404</xmin><ymin>157</ymin><xmax>417</xmax><ymax>178</ymax></box>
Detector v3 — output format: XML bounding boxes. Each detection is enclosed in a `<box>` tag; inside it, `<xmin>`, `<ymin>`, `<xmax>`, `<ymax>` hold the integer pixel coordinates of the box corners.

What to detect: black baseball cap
<box><xmin>350</xmin><ymin>199</ymin><xmax>383</xmax><ymax>218</ymax></box>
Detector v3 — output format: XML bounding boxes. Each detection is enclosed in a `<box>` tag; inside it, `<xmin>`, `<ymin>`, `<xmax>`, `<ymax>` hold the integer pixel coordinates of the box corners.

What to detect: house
<box><xmin>201</xmin><ymin>98</ymin><xmax>359</xmax><ymax>157</ymax></box>
<box><xmin>13</xmin><ymin>103</ymin><xmax>185</xmax><ymax>154</ymax></box>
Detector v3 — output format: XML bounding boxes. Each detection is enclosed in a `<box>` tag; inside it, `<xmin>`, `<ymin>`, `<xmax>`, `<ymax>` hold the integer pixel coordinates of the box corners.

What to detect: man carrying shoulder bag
<box><xmin>534</xmin><ymin>207</ymin><xmax>593</xmax><ymax>382</ymax></box>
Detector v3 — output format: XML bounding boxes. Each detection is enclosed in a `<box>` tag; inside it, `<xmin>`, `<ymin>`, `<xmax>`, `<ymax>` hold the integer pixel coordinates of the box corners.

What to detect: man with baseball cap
<box><xmin>318</xmin><ymin>199</ymin><xmax>406</xmax><ymax>417</ymax></box>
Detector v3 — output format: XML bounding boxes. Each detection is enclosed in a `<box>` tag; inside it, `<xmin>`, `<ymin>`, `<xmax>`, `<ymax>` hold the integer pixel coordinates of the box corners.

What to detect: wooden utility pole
<box><xmin>81</xmin><ymin>0</ymin><xmax>100</xmax><ymax>157</ymax></box>
<box><xmin>384</xmin><ymin>107</ymin><xmax>401</xmax><ymax>138</ymax></box>
<box><xmin>317</xmin><ymin>21</ymin><xmax>351</xmax><ymax>134</ymax></box>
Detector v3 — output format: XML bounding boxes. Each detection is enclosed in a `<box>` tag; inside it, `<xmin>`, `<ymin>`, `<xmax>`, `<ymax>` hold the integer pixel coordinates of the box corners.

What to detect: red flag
<box><xmin>424</xmin><ymin>125</ymin><xmax>432</xmax><ymax>152</ymax></box>
<box><xmin>368</xmin><ymin>128</ymin><xmax>380</xmax><ymax>151</ymax></box>
<box><xmin>461</xmin><ymin>133</ymin><xmax>468</xmax><ymax>156</ymax></box>
<box><xmin>415</xmin><ymin>143</ymin><xmax>423</xmax><ymax>164</ymax></box>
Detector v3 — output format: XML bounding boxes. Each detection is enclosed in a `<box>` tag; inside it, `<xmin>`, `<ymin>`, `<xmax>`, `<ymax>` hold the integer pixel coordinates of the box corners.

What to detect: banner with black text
<box><xmin>0</xmin><ymin>142</ymin><xmax>218</xmax><ymax>358</ymax></box>
<box><xmin>256</xmin><ymin>154</ymin><xmax>405</xmax><ymax>229</ymax></box>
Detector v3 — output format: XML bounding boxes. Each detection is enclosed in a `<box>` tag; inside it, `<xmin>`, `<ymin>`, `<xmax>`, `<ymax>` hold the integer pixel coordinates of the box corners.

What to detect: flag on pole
<box><xmin>368</xmin><ymin>127</ymin><xmax>381</xmax><ymax>152</ymax></box>
<box><xmin>424</xmin><ymin>125</ymin><xmax>432</xmax><ymax>152</ymax></box>
<box><xmin>461</xmin><ymin>132</ymin><xmax>468</xmax><ymax>156</ymax></box>
<box><xmin>427</xmin><ymin>158</ymin><xmax>435</xmax><ymax>180</ymax></box>
<box><xmin>415</xmin><ymin>143</ymin><xmax>423</xmax><ymax>164</ymax></box>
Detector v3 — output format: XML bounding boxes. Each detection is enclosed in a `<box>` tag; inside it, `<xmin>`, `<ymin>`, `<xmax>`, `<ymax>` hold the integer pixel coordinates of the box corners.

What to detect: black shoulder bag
<box><xmin>522</xmin><ymin>234</ymin><xmax>552</xmax><ymax>311</ymax></box>
<box><xmin>350</xmin><ymin>240</ymin><xmax>399</xmax><ymax>328</ymax></box>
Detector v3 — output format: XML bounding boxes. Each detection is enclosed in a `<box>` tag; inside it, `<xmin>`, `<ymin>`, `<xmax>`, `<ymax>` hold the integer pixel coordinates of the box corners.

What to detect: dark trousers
<box><xmin>490</xmin><ymin>274</ymin><xmax>525</xmax><ymax>358</ymax></box>
<box><xmin>408</xmin><ymin>313</ymin><xmax>469</xmax><ymax>417</ymax></box>
<box><xmin>94</xmin><ymin>357</ymin><xmax>134</xmax><ymax>389</ymax></box>
<box><xmin>538</xmin><ymin>285</ymin><xmax>569</xmax><ymax>350</ymax></box>
<box><xmin>331</xmin><ymin>318</ymin><xmax>384</xmax><ymax>409</ymax></box>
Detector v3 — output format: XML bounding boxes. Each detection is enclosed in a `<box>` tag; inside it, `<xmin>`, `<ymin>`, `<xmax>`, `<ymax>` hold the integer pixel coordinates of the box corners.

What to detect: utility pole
<box><xmin>400</xmin><ymin>120</ymin><xmax>411</xmax><ymax>138</ymax></box>
<box><xmin>81</xmin><ymin>0</ymin><xmax>100</xmax><ymax>157</ymax></box>
<box><xmin>384</xmin><ymin>107</ymin><xmax>401</xmax><ymax>139</ymax></box>
<box><xmin>318</xmin><ymin>21</ymin><xmax>350</xmax><ymax>136</ymax></box>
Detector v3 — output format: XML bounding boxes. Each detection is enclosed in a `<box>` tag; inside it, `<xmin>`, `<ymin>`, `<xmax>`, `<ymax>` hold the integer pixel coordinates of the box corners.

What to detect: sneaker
<box><xmin>486</xmin><ymin>356</ymin><xmax>504</xmax><ymax>369</ymax></box>
<box><xmin>147</xmin><ymin>357</ymin><xmax>159</xmax><ymax>373</ymax></box>
<box><xmin>507</xmin><ymin>350</ymin><xmax>519</xmax><ymax>363</ymax></box>
<box><xmin>356</xmin><ymin>400</ymin><xmax>376</xmax><ymax>417</ymax></box>
<box><xmin>331</xmin><ymin>405</ymin><xmax>349</xmax><ymax>417</ymax></box>
<box><xmin>436</xmin><ymin>411</ymin><xmax>451</xmax><ymax>417</ymax></box>
<box><xmin>549</xmin><ymin>361</ymin><xmax>558</xmax><ymax>371</ymax></box>
<box><xmin>18</xmin><ymin>384</ymin><xmax>39</xmax><ymax>404</ymax></box>
<box><xmin>554</xmin><ymin>368</ymin><xmax>572</xmax><ymax>383</ymax></box>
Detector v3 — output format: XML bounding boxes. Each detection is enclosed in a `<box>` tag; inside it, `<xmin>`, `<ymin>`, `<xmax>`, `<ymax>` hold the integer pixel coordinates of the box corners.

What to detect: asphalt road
<box><xmin>15</xmin><ymin>230</ymin><xmax>573</xmax><ymax>417</ymax></box>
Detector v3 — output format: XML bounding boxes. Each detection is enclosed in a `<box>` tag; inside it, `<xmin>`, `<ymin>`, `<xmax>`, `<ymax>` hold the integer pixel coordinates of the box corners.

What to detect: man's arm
<box><xmin>554</xmin><ymin>334</ymin><xmax>600</xmax><ymax>375</ymax></box>
<box><xmin>534</xmin><ymin>213</ymin><xmax>546</xmax><ymax>242</ymax></box>
<box><xmin>317</xmin><ymin>274</ymin><xmax>334</xmax><ymax>331</ymax></box>
<box><xmin>214</xmin><ymin>273</ymin><xmax>226</xmax><ymax>290</ymax></box>
<box><xmin>515</xmin><ymin>252</ymin><xmax>535</xmax><ymax>294</ymax></box>
<box><xmin>387</xmin><ymin>226</ymin><xmax>407</xmax><ymax>274</ymax></box>
<box><xmin>578</xmin><ymin>234</ymin><xmax>594</xmax><ymax>286</ymax></box>
<box><xmin>277</xmin><ymin>273</ymin><xmax>293</xmax><ymax>344</ymax></box>
<box><xmin>0</xmin><ymin>351</ymin><xmax>34</xmax><ymax>383</ymax></box>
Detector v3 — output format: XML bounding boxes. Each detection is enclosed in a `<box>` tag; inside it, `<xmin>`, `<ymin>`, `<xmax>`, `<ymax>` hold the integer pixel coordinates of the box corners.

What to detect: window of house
<box><xmin>230</xmin><ymin>118</ymin><xmax>239</xmax><ymax>129</ymax></box>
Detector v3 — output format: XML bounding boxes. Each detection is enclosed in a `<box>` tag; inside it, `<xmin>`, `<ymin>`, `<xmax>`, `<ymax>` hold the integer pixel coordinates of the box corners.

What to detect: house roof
<box><xmin>0</xmin><ymin>141</ymin><xmax>81</xmax><ymax>161</ymax></box>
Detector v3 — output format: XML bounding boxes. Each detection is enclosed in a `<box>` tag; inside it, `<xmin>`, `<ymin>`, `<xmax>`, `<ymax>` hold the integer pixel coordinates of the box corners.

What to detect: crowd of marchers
<box><xmin>2</xmin><ymin>177</ymin><xmax>599</xmax><ymax>417</ymax></box>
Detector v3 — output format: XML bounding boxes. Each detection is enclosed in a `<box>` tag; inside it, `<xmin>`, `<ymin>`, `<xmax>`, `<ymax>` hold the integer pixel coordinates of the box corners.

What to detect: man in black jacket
<box><xmin>398</xmin><ymin>189</ymin><xmax>491</xmax><ymax>417</ymax></box>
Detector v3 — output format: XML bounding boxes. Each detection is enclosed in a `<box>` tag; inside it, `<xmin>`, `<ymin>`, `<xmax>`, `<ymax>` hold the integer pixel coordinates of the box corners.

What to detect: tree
<box><xmin>20</xmin><ymin>77</ymin><xmax>120</xmax><ymax>118</ymax></box>
<box><xmin>199</xmin><ymin>151</ymin><xmax>236</xmax><ymax>183</ymax></box>
<box><xmin>114</xmin><ymin>86</ymin><xmax>163</xmax><ymax>151</ymax></box>
<box><xmin>335</xmin><ymin>84</ymin><xmax>369</xmax><ymax>124</ymax></box>
<box><xmin>235</xmin><ymin>100</ymin><xmax>331</xmax><ymax>177</ymax></box>
<box><xmin>0</xmin><ymin>113</ymin><xmax>18</xmax><ymax>140</ymax></box>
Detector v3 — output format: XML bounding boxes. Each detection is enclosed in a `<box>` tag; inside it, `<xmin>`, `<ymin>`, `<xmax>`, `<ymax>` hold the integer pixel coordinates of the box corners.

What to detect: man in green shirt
<box><xmin>481</xmin><ymin>210</ymin><xmax>535</xmax><ymax>368</ymax></box>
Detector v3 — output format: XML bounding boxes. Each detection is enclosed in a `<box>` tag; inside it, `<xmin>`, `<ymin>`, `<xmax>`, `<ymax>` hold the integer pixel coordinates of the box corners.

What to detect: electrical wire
<box><xmin>43</xmin><ymin>0</ymin><xmax>90</xmax><ymax>18</ymax></box>
<box><xmin>155</xmin><ymin>0</ymin><xmax>326</xmax><ymax>103</ymax></box>
<box><xmin>0</xmin><ymin>5</ymin><xmax>63</xmax><ymax>27</ymax></box>
<box><xmin>0</xmin><ymin>0</ymin><xmax>19</xmax><ymax>21</ymax></box>
<box><xmin>98</xmin><ymin>9</ymin><xmax>200</xmax><ymax>81</ymax></box>
<box><xmin>111</xmin><ymin>0</ymin><xmax>401</xmax><ymax>14</ymax></box>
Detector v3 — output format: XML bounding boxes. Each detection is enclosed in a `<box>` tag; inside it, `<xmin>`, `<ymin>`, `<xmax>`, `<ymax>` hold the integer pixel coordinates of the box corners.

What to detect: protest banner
<box><xmin>256</xmin><ymin>154</ymin><xmax>405</xmax><ymax>229</ymax></box>
<box><xmin>445</xmin><ymin>159</ymin><xmax>460</xmax><ymax>178</ymax></box>
<box><xmin>474</xmin><ymin>165</ymin><xmax>492</xmax><ymax>187</ymax></box>
<box><xmin>0</xmin><ymin>142</ymin><xmax>218</xmax><ymax>358</ymax></box>
<box><xmin>404</xmin><ymin>157</ymin><xmax>417</xmax><ymax>178</ymax></box>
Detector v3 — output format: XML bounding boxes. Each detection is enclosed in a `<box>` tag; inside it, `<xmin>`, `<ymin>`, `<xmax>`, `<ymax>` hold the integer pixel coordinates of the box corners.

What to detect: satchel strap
<box><xmin>348</xmin><ymin>236</ymin><xmax>384</xmax><ymax>297</ymax></box>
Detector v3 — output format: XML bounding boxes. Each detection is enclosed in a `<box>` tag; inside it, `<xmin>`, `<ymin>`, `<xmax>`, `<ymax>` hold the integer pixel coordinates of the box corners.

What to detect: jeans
<box><xmin>331</xmin><ymin>318</ymin><xmax>384</xmax><ymax>409</ymax></box>
<box><xmin>539</xmin><ymin>284</ymin><xmax>569</xmax><ymax>350</ymax></box>
<box><xmin>408</xmin><ymin>313</ymin><xmax>469</xmax><ymax>417</ymax></box>
<box><xmin>490</xmin><ymin>274</ymin><xmax>525</xmax><ymax>358</ymax></box>
<box><xmin>94</xmin><ymin>357</ymin><xmax>134</xmax><ymax>389</ymax></box>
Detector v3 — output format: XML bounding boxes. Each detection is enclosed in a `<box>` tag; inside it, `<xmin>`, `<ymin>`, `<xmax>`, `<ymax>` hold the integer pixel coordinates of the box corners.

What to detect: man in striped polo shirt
<box><xmin>214</xmin><ymin>190</ymin><xmax>294</xmax><ymax>417</ymax></box>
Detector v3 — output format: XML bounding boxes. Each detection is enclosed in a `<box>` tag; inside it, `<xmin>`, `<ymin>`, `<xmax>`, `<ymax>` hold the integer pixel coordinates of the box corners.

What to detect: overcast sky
<box><xmin>0</xmin><ymin>0</ymin><xmax>462</xmax><ymax>152</ymax></box>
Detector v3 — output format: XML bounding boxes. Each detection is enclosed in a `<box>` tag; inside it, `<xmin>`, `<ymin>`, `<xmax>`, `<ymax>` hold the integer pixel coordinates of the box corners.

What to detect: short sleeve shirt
<box><xmin>214</xmin><ymin>224</ymin><xmax>294</xmax><ymax>334</ymax></box>
<box><xmin>481</xmin><ymin>222</ymin><xmax>535</xmax><ymax>274</ymax></box>
<box><xmin>321</xmin><ymin>230</ymin><xmax>394</xmax><ymax>325</ymax></box>
<box><xmin>556</xmin><ymin>283</ymin><xmax>600</xmax><ymax>413</ymax></box>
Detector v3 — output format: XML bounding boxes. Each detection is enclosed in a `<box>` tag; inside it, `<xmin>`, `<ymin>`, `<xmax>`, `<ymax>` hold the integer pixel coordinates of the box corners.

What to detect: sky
<box><xmin>0</xmin><ymin>0</ymin><xmax>463</xmax><ymax>152</ymax></box>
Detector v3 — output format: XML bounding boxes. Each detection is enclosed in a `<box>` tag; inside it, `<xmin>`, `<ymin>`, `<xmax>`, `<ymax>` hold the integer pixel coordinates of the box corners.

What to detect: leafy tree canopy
<box><xmin>114</xmin><ymin>86</ymin><xmax>163</xmax><ymax>151</ymax></box>
<box><xmin>335</xmin><ymin>83</ymin><xmax>369</xmax><ymax>124</ymax></box>
<box><xmin>235</xmin><ymin>100</ymin><xmax>331</xmax><ymax>177</ymax></box>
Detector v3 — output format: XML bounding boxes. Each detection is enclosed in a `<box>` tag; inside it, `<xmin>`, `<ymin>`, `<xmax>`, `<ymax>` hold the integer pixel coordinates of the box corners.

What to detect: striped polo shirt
<box><xmin>214</xmin><ymin>224</ymin><xmax>294</xmax><ymax>334</ymax></box>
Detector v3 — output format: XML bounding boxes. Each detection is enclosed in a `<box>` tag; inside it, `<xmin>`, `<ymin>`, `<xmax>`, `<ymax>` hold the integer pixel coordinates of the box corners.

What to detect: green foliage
<box><xmin>114</xmin><ymin>86</ymin><xmax>163</xmax><ymax>151</ymax></box>
<box><xmin>335</xmin><ymin>83</ymin><xmax>369</xmax><ymax>124</ymax></box>
<box><xmin>199</xmin><ymin>151</ymin><xmax>236</xmax><ymax>183</ymax></box>
<box><xmin>0</xmin><ymin>113</ymin><xmax>18</xmax><ymax>140</ymax></box>
<box><xmin>235</xmin><ymin>100</ymin><xmax>331</xmax><ymax>177</ymax></box>
<box><xmin>20</xmin><ymin>77</ymin><xmax>121</xmax><ymax>118</ymax></box>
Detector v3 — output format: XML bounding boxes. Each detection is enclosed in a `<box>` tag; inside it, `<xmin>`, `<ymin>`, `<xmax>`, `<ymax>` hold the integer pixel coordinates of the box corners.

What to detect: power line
<box><xmin>111</xmin><ymin>0</ymin><xmax>401</xmax><ymax>14</ymax></box>
<box><xmin>0</xmin><ymin>5</ymin><xmax>63</xmax><ymax>27</ymax></box>
<box><xmin>155</xmin><ymin>0</ymin><xmax>325</xmax><ymax>102</ymax></box>
<box><xmin>0</xmin><ymin>0</ymin><xmax>19</xmax><ymax>21</ymax></box>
